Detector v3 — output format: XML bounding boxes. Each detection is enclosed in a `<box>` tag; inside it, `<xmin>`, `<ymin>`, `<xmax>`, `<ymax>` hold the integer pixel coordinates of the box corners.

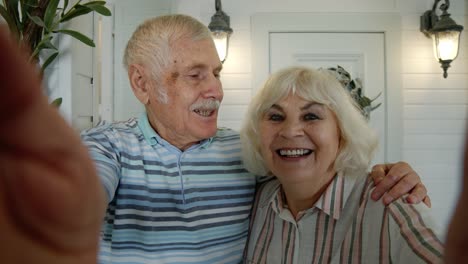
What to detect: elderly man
<box><xmin>0</xmin><ymin>15</ymin><xmax>428</xmax><ymax>264</ymax></box>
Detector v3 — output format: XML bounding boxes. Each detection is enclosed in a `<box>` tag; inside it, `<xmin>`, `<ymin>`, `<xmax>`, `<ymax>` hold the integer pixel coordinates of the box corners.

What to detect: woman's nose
<box><xmin>278</xmin><ymin>119</ymin><xmax>305</xmax><ymax>138</ymax></box>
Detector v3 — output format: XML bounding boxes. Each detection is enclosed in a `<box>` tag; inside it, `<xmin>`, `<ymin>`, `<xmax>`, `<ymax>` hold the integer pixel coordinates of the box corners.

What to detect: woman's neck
<box><xmin>281</xmin><ymin>171</ymin><xmax>336</xmax><ymax>219</ymax></box>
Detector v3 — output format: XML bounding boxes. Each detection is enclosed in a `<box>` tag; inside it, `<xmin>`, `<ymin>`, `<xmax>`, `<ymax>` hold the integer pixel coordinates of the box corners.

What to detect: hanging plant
<box><xmin>0</xmin><ymin>0</ymin><xmax>111</xmax><ymax>106</ymax></box>
<box><xmin>328</xmin><ymin>65</ymin><xmax>382</xmax><ymax>119</ymax></box>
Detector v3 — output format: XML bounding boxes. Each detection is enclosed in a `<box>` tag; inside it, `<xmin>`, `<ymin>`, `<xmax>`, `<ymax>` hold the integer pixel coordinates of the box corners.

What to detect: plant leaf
<box><xmin>370</xmin><ymin>103</ymin><xmax>382</xmax><ymax>111</ymax></box>
<box><xmin>51</xmin><ymin>97</ymin><xmax>63</xmax><ymax>107</ymax></box>
<box><xmin>62</xmin><ymin>0</ymin><xmax>69</xmax><ymax>15</ymax></box>
<box><xmin>27</xmin><ymin>14</ymin><xmax>46</xmax><ymax>28</ymax></box>
<box><xmin>55</xmin><ymin>29</ymin><xmax>95</xmax><ymax>47</ymax></box>
<box><xmin>20</xmin><ymin>0</ymin><xmax>37</xmax><ymax>21</ymax></box>
<box><xmin>44</xmin><ymin>0</ymin><xmax>60</xmax><ymax>30</ymax></box>
<box><xmin>30</xmin><ymin>34</ymin><xmax>55</xmax><ymax>58</ymax></box>
<box><xmin>21</xmin><ymin>0</ymin><xmax>38</xmax><ymax>8</ymax></box>
<box><xmin>60</xmin><ymin>5</ymin><xmax>92</xmax><ymax>22</ymax></box>
<box><xmin>41</xmin><ymin>51</ymin><xmax>59</xmax><ymax>72</ymax></box>
<box><xmin>0</xmin><ymin>4</ymin><xmax>19</xmax><ymax>37</ymax></box>
<box><xmin>369</xmin><ymin>91</ymin><xmax>382</xmax><ymax>102</ymax></box>
<box><xmin>5</xmin><ymin>0</ymin><xmax>20</xmax><ymax>28</ymax></box>
<box><xmin>85</xmin><ymin>4</ymin><xmax>111</xmax><ymax>16</ymax></box>
<box><xmin>82</xmin><ymin>1</ymin><xmax>106</xmax><ymax>6</ymax></box>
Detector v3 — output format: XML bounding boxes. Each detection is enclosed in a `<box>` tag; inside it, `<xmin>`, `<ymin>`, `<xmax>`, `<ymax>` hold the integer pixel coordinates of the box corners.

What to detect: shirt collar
<box><xmin>266</xmin><ymin>171</ymin><xmax>358</xmax><ymax>220</ymax></box>
<box><xmin>137</xmin><ymin>113</ymin><xmax>213</xmax><ymax>148</ymax></box>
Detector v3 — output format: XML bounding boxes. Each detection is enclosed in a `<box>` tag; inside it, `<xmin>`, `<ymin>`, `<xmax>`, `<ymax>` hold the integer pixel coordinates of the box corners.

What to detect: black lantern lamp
<box><xmin>208</xmin><ymin>0</ymin><xmax>233</xmax><ymax>63</ymax></box>
<box><xmin>421</xmin><ymin>0</ymin><xmax>464</xmax><ymax>78</ymax></box>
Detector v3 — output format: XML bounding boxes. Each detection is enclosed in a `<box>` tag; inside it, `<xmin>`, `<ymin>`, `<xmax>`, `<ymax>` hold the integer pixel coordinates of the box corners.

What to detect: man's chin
<box><xmin>196</xmin><ymin>125</ymin><xmax>218</xmax><ymax>139</ymax></box>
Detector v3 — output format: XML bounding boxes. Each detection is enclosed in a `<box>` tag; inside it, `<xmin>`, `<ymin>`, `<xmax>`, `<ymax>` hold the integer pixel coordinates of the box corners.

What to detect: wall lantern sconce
<box><xmin>420</xmin><ymin>0</ymin><xmax>463</xmax><ymax>78</ymax></box>
<box><xmin>208</xmin><ymin>0</ymin><xmax>233</xmax><ymax>63</ymax></box>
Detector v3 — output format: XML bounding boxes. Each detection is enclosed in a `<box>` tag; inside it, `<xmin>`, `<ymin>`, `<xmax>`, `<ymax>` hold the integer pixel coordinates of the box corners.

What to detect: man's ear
<box><xmin>128</xmin><ymin>64</ymin><xmax>150</xmax><ymax>104</ymax></box>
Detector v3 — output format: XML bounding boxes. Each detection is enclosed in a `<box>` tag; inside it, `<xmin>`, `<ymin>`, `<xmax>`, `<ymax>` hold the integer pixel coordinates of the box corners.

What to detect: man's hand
<box><xmin>0</xmin><ymin>27</ymin><xmax>105</xmax><ymax>263</ymax></box>
<box><xmin>369</xmin><ymin>162</ymin><xmax>430</xmax><ymax>206</ymax></box>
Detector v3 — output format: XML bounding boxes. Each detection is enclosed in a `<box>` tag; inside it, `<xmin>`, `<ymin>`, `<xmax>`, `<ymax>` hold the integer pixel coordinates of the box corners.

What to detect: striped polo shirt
<box><xmin>81</xmin><ymin>114</ymin><xmax>256</xmax><ymax>264</ymax></box>
<box><xmin>245</xmin><ymin>172</ymin><xmax>444</xmax><ymax>264</ymax></box>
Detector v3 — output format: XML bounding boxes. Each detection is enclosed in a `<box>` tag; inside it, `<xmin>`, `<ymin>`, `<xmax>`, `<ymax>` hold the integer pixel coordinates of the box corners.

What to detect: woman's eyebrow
<box><xmin>301</xmin><ymin>102</ymin><xmax>323</xmax><ymax>111</ymax></box>
<box><xmin>270</xmin><ymin>104</ymin><xmax>283</xmax><ymax>111</ymax></box>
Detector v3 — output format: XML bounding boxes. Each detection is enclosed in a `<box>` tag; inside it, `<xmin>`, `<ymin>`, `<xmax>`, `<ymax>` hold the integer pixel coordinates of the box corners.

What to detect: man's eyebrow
<box><xmin>186</xmin><ymin>63</ymin><xmax>223</xmax><ymax>72</ymax></box>
<box><xmin>186</xmin><ymin>64</ymin><xmax>205</xmax><ymax>71</ymax></box>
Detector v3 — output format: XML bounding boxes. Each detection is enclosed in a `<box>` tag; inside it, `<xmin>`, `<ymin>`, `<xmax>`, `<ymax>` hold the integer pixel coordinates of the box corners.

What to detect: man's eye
<box><xmin>268</xmin><ymin>114</ymin><xmax>284</xmax><ymax>121</ymax></box>
<box><xmin>304</xmin><ymin>113</ymin><xmax>319</xmax><ymax>121</ymax></box>
<box><xmin>188</xmin><ymin>71</ymin><xmax>203</xmax><ymax>79</ymax></box>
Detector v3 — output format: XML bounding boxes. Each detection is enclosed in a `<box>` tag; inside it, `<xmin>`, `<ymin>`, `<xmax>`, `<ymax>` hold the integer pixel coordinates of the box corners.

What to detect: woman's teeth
<box><xmin>278</xmin><ymin>149</ymin><xmax>312</xmax><ymax>157</ymax></box>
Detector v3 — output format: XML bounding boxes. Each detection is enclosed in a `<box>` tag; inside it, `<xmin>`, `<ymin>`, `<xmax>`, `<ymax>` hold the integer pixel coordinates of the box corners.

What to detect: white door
<box><xmin>270</xmin><ymin>32</ymin><xmax>385</xmax><ymax>163</ymax></box>
<box><xmin>112</xmin><ymin>0</ymin><xmax>173</xmax><ymax>121</ymax></box>
<box><xmin>71</xmin><ymin>12</ymin><xmax>95</xmax><ymax>131</ymax></box>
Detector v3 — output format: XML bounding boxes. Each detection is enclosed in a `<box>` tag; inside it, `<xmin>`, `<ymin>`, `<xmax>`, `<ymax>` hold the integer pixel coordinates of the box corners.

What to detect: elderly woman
<box><xmin>241</xmin><ymin>67</ymin><xmax>443</xmax><ymax>263</ymax></box>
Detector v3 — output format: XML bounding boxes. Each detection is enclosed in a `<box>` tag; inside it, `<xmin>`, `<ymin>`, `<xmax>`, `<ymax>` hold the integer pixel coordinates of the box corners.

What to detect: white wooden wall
<box><xmin>399</xmin><ymin>2</ymin><xmax>467</xmax><ymax>236</ymax></box>
<box><xmin>171</xmin><ymin>0</ymin><xmax>468</xmax><ymax>237</ymax></box>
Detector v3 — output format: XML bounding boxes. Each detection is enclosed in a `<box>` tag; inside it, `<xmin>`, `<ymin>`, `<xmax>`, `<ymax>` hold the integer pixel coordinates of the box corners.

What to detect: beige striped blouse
<box><xmin>244</xmin><ymin>172</ymin><xmax>443</xmax><ymax>264</ymax></box>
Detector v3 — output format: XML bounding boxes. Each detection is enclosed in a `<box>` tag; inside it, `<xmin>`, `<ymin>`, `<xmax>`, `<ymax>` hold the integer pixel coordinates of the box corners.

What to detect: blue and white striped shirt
<box><xmin>81</xmin><ymin>114</ymin><xmax>257</xmax><ymax>264</ymax></box>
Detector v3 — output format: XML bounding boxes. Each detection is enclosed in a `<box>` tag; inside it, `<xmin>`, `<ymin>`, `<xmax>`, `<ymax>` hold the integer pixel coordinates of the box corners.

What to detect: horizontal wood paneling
<box><xmin>403</xmin><ymin>150</ymin><xmax>464</xmax><ymax>165</ymax></box>
<box><xmin>222</xmin><ymin>90</ymin><xmax>252</xmax><ymax>105</ymax></box>
<box><xmin>219</xmin><ymin>0</ymin><xmax>399</xmax><ymax>14</ymax></box>
<box><xmin>404</xmin><ymin>105</ymin><xmax>467</xmax><ymax>119</ymax></box>
<box><xmin>218</xmin><ymin>105</ymin><xmax>248</xmax><ymax>120</ymax></box>
<box><xmin>404</xmin><ymin>90</ymin><xmax>468</xmax><ymax>104</ymax></box>
<box><xmin>403</xmin><ymin>134</ymin><xmax>465</xmax><ymax>149</ymax></box>
<box><xmin>402</xmin><ymin>58</ymin><xmax>468</xmax><ymax>74</ymax></box>
<box><xmin>404</xmin><ymin>120</ymin><xmax>467</xmax><ymax>134</ymax></box>
<box><xmin>220</xmin><ymin>73</ymin><xmax>252</xmax><ymax>89</ymax></box>
<box><xmin>221</xmin><ymin>46</ymin><xmax>252</xmax><ymax>74</ymax></box>
<box><xmin>403</xmin><ymin>74</ymin><xmax>468</xmax><ymax>89</ymax></box>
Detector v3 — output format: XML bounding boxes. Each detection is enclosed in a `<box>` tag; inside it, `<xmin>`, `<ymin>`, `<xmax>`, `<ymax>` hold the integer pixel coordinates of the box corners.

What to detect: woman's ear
<box><xmin>128</xmin><ymin>64</ymin><xmax>150</xmax><ymax>104</ymax></box>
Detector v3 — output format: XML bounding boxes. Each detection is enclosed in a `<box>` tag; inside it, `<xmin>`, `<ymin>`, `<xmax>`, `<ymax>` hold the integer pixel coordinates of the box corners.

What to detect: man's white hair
<box><xmin>123</xmin><ymin>14</ymin><xmax>213</xmax><ymax>103</ymax></box>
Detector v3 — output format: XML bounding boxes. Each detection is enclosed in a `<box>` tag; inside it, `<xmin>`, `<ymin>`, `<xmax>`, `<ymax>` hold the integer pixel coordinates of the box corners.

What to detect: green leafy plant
<box><xmin>0</xmin><ymin>0</ymin><xmax>111</xmax><ymax>106</ymax></box>
<box><xmin>328</xmin><ymin>65</ymin><xmax>382</xmax><ymax>120</ymax></box>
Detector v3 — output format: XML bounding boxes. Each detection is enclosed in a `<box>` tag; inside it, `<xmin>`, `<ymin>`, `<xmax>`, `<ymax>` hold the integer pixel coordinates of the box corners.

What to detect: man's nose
<box><xmin>203</xmin><ymin>74</ymin><xmax>223</xmax><ymax>100</ymax></box>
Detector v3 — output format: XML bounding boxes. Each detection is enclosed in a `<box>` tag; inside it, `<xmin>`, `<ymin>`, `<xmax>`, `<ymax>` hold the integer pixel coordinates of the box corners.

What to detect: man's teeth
<box><xmin>278</xmin><ymin>149</ymin><xmax>312</xmax><ymax>157</ymax></box>
<box><xmin>194</xmin><ymin>109</ymin><xmax>212</xmax><ymax>117</ymax></box>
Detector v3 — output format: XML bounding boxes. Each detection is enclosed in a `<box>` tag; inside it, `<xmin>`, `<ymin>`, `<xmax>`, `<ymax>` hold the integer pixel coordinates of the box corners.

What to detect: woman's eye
<box><xmin>304</xmin><ymin>113</ymin><xmax>319</xmax><ymax>120</ymax></box>
<box><xmin>268</xmin><ymin>113</ymin><xmax>284</xmax><ymax>121</ymax></box>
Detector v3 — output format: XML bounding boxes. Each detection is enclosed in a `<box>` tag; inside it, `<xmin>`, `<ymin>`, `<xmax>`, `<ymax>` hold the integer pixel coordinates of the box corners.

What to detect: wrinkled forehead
<box><xmin>169</xmin><ymin>38</ymin><xmax>221</xmax><ymax>68</ymax></box>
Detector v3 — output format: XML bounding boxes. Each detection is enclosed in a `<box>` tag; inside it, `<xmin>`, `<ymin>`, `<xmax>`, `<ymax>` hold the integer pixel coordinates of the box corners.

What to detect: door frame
<box><xmin>251</xmin><ymin>12</ymin><xmax>402</xmax><ymax>162</ymax></box>
<box><xmin>94</xmin><ymin>0</ymin><xmax>174</xmax><ymax>123</ymax></box>
<box><xmin>93</xmin><ymin>1</ymin><xmax>115</xmax><ymax>123</ymax></box>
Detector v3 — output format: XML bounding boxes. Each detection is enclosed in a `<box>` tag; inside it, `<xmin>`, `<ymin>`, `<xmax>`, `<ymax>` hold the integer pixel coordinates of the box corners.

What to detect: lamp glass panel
<box><xmin>212</xmin><ymin>31</ymin><xmax>229</xmax><ymax>62</ymax></box>
<box><xmin>432</xmin><ymin>31</ymin><xmax>461</xmax><ymax>61</ymax></box>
